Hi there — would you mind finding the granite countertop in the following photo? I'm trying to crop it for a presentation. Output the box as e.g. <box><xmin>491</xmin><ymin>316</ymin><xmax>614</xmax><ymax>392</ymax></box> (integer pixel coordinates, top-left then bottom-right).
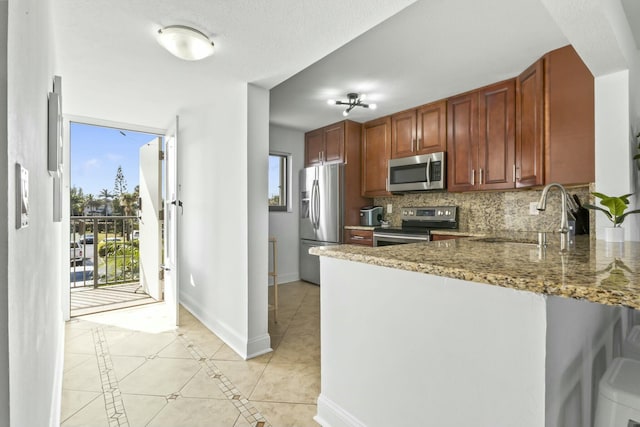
<box><xmin>310</xmin><ymin>232</ymin><xmax>640</xmax><ymax>310</ymax></box>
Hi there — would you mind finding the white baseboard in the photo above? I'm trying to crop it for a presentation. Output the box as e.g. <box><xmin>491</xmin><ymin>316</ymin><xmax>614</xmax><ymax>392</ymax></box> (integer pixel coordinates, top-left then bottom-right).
<box><xmin>315</xmin><ymin>394</ymin><xmax>367</xmax><ymax>427</ymax></box>
<box><xmin>246</xmin><ymin>333</ymin><xmax>272</xmax><ymax>359</ymax></box>
<box><xmin>269</xmin><ymin>272</ymin><xmax>299</xmax><ymax>285</ymax></box>
<box><xmin>180</xmin><ymin>293</ymin><xmax>248</xmax><ymax>359</ymax></box>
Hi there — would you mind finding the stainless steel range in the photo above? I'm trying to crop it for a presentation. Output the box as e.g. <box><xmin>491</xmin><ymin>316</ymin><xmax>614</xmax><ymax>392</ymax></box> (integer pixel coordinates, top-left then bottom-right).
<box><xmin>373</xmin><ymin>206</ymin><xmax>458</xmax><ymax>246</ymax></box>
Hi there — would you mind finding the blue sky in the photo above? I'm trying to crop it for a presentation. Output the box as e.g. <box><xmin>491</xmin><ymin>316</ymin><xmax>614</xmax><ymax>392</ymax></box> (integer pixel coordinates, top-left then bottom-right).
<box><xmin>268</xmin><ymin>155</ymin><xmax>281</xmax><ymax>199</ymax></box>
<box><xmin>70</xmin><ymin>123</ymin><xmax>160</xmax><ymax>197</ymax></box>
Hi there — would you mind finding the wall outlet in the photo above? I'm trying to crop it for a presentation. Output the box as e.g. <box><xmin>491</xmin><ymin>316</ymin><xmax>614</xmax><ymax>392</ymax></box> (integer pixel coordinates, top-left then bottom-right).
<box><xmin>387</xmin><ymin>204</ymin><xmax>393</xmax><ymax>214</ymax></box>
<box><xmin>529</xmin><ymin>201</ymin><xmax>539</xmax><ymax>215</ymax></box>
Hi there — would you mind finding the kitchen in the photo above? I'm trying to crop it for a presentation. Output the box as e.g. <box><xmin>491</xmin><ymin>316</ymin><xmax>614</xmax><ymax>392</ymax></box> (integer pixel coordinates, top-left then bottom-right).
<box><xmin>272</xmin><ymin>0</ymin><xmax>635</xmax><ymax>425</ymax></box>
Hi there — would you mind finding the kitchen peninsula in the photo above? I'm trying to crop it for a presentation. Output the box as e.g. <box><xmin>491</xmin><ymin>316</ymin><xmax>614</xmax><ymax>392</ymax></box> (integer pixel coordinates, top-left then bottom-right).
<box><xmin>311</xmin><ymin>235</ymin><xmax>635</xmax><ymax>427</ymax></box>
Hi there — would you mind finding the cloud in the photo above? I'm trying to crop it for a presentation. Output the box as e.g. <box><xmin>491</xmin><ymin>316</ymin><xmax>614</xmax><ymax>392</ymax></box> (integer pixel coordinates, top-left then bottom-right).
<box><xmin>106</xmin><ymin>153</ymin><xmax>123</xmax><ymax>162</ymax></box>
<box><xmin>82</xmin><ymin>158</ymin><xmax>100</xmax><ymax>172</ymax></box>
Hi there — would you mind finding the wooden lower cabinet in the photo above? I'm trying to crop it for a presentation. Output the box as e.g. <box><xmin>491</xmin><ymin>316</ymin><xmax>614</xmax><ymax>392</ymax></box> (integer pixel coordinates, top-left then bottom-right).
<box><xmin>344</xmin><ymin>229</ymin><xmax>374</xmax><ymax>246</ymax></box>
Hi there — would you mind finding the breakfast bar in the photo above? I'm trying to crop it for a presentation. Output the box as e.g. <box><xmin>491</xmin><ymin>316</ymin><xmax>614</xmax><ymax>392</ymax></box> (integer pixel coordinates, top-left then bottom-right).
<box><xmin>311</xmin><ymin>235</ymin><xmax>637</xmax><ymax>427</ymax></box>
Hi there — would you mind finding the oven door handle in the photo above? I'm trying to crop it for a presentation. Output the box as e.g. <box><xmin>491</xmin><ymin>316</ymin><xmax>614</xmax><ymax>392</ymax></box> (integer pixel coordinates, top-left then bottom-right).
<box><xmin>374</xmin><ymin>233</ymin><xmax>430</xmax><ymax>241</ymax></box>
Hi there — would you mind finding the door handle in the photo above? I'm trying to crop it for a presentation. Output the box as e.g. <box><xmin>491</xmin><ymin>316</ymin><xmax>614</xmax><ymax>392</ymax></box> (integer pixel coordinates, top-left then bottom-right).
<box><xmin>170</xmin><ymin>199</ymin><xmax>184</xmax><ymax>214</ymax></box>
<box><xmin>426</xmin><ymin>157</ymin><xmax>431</xmax><ymax>185</ymax></box>
<box><xmin>161</xmin><ymin>265</ymin><xmax>172</xmax><ymax>271</ymax></box>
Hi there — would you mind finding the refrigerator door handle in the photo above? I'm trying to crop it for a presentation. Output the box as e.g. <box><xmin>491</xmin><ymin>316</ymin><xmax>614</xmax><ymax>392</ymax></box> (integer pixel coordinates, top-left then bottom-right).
<box><xmin>310</xmin><ymin>179</ymin><xmax>318</xmax><ymax>229</ymax></box>
<box><xmin>313</xmin><ymin>179</ymin><xmax>321</xmax><ymax>229</ymax></box>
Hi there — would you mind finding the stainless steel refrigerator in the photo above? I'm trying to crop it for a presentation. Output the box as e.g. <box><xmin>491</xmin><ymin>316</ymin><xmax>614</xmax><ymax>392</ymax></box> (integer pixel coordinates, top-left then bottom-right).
<box><xmin>299</xmin><ymin>163</ymin><xmax>344</xmax><ymax>285</ymax></box>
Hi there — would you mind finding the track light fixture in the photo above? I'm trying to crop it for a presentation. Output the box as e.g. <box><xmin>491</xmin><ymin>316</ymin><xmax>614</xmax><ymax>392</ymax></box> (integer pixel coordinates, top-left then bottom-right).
<box><xmin>327</xmin><ymin>93</ymin><xmax>377</xmax><ymax>117</ymax></box>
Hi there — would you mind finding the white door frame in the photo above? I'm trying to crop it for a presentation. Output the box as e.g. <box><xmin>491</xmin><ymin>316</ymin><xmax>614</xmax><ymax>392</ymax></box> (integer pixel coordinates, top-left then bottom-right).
<box><xmin>62</xmin><ymin>115</ymin><xmax>167</xmax><ymax>320</ymax></box>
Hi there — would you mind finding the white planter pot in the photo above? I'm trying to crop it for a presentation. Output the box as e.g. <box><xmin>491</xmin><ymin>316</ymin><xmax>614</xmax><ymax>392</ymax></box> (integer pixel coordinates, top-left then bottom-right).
<box><xmin>605</xmin><ymin>226</ymin><xmax>625</xmax><ymax>243</ymax></box>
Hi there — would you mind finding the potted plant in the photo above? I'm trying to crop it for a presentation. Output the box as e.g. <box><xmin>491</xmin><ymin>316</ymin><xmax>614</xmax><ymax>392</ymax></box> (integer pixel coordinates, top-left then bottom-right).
<box><xmin>583</xmin><ymin>192</ymin><xmax>640</xmax><ymax>242</ymax></box>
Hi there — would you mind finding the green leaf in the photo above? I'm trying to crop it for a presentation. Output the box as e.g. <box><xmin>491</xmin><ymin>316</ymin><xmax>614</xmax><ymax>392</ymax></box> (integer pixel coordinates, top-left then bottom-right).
<box><xmin>591</xmin><ymin>192</ymin><xmax>609</xmax><ymax>200</ymax></box>
<box><xmin>600</xmin><ymin>197</ymin><xmax>627</xmax><ymax>217</ymax></box>
<box><xmin>618</xmin><ymin>208</ymin><xmax>640</xmax><ymax>224</ymax></box>
<box><xmin>583</xmin><ymin>203</ymin><xmax>614</xmax><ymax>222</ymax></box>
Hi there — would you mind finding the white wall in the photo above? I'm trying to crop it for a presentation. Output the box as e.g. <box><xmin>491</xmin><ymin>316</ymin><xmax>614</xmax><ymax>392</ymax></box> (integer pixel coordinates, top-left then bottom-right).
<box><xmin>247</xmin><ymin>84</ymin><xmax>271</xmax><ymax>357</ymax></box>
<box><xmin>6</xmin><ymin>0</ymin><xmax>64</xmax><ymax>426</ymax></box>
<box><xmin>317</xmin><ymin>258</ymin><xmax>547</xmax><ymax>427</ymax></box>
<box><xmin>177</xmin><ymin>81</ymin><xmax>270</xmax><ymax>360</ymax></box>
<box><xmin>0</xmin><ymin>1</ymin><xmax>9</xmax><ymax>425</ymax></box>
<box><xmin>268</xmin><ymin>124</ymin><xmax>304</xmax><ymax>284</ymax></box>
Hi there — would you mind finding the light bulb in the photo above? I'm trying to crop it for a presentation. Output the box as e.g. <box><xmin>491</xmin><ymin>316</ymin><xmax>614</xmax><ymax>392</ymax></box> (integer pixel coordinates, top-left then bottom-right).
<box><xmin>342</xmin><ymin>110</ymin><xmax>349</xmax><ymax>117</ymax></box>
<box><xmin>327</xmin><ymin>99</ymin><xmax>336</xmax><ymax>105</ymax></box>
<box><xmin>369</xmin><ymin>103</ymin><xmax>377</xmax><ymax>110</ymax></box>
<box><xmin>360</xmin><ymin>94</ymin><xmax>367</xmax><ymax>101</ymax></box>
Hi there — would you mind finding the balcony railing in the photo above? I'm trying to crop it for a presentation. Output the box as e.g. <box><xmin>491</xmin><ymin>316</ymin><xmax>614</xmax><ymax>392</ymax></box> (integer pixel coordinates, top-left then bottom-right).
<box><xmin>70</xmin><ymin>216</ymin><xmax>139</xmax><ymax>288</ymax></box>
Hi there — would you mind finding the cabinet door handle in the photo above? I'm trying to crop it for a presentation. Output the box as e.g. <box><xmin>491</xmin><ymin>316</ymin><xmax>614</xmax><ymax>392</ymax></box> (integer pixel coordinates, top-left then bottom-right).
<box><xmin>471</xmin><ymin>169</ymin><xmax>475</xmax><ymax>186</ymax></box>
<box><xmin>479</xmin><ymin>168</ymin><xmax>483</xmax><ymax>185</ymax></box>
<box><xmin>412</xmin><ymin>138</ymin><xmax>416</xmax><ymax>151</ymax></box>
<box><xmin>351</xmin><ymin>235</ymin><xmax>365</xmax><ymax>240</ymax></box>
<box><xmin>513</xmin><ymin>164</ymin><xmax>516</xmax><ymax>183</ymax></box>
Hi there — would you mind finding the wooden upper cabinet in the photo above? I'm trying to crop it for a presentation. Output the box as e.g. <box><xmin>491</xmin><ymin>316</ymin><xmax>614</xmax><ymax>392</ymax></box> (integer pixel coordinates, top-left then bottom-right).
<box><xmin>305</xmin><ymin>128</ymin><xmax>324</xmax><ymax>167</ymax></box>
<box><xmin>304</xmin><ymin>121</ymin><xmax>345</xmax><ymax>167</ymax></box>
<box><xmin>515</xmin><ymin>59</ymin><xmax>544</xmax><ymax>188</ymax></box>
<box><xmin>478</xmin><ymin>80</ymin><xmax>515</xmax><ymax>190</ymax></box>
<box><xmin>391</xmin><ymin>100</ymin><xmax>446</xmax><ymax>159</ymax></box>
<box><xmin>448</xmin><ymin>80</ymin><xmax>515</xmax><ymax>192</ymax></box>
<box><xmin>416</xmin><ymin>100</ymin><xmax>447</xmax><ymax>154</ymax></box>
<box><xmin>323</xmin><ymin>122</ymin><xmax>345</xmax><ymax>164</ymax></box>
<box><xmin>447</xmin><ymin>92</ymin><xmax>478</xmax><ymax>192</ymax></box>
<box><xmin>516</xmin><ymin>45</ymin><xmax>594</xmax><ymax>187</ymax></box>
<box><xmin>391</xmin><ymin>109</ymin><xmax>416</xmax><ymax>158</ymax></box>
<box><xmin>544</xmin><ymin>45</ymin><xmax>594</xmax><ymax>185</ymax></box>
<box><xmin>362</xmin><ymin>116</ymin><xmax>392</xmax><ymax>197</ymax></box>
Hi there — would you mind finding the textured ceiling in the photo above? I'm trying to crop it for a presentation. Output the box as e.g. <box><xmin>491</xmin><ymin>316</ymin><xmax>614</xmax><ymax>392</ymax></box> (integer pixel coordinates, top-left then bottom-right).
<box><xmin>53</xmin><ymin>0</ymin><xmax>416</xmax><ymax>128</ymax></box>
<box><xmin>270</xmin><ymin>0</ymin><xmax>569</xmax><ymax>131</ymax></box>
<box><xmin>53</xmin><ymin>0</ymin><xmax>639</xmax><ymax>133</ymax></box>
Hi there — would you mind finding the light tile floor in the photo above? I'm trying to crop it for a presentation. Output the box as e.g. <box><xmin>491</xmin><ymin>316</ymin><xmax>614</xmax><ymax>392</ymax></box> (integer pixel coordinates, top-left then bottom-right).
<box><xmin>61</xmin><ymin>281</ymin><xmax>321</xmax><ymax>427</ymax></box>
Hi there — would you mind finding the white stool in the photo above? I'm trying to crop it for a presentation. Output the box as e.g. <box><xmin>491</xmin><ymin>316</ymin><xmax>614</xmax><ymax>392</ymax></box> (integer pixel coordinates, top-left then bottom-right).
<box><xmin>268</xmin><ymin>237</ymin><xmax>278</xmax><ymax>323</ymax></box>
<box><xmin>595</xmin><ymin>357</ymin><xmax>640</xmax><ymax>427</ymax></box>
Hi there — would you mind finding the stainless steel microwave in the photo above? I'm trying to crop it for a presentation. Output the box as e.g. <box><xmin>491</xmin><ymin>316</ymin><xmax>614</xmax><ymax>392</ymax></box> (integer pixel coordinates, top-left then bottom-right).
<box><xmin>387</xmin><ymin>152</ymin><xmax>446</xmax><ymax>192</ymax></box>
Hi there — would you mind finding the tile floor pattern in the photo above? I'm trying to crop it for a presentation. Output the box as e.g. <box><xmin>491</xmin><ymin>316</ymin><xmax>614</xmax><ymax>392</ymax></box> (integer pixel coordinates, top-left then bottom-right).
<box><xmin>61</xmin><ymin>281</ymin><xmax>321</xmax><ymax>427</ymax></box>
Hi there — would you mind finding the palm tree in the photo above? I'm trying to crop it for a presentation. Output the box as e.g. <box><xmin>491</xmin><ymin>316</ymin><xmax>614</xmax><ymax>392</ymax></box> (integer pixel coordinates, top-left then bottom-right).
<box><xmin>85</xmin><ymin>194</ymin><xmax>100</xmax><ymax>215</ymax></box>
<box><xmin>70</xmin><ymin>186</ymin><xmax>85</xmax><ymax>216</ymax></box>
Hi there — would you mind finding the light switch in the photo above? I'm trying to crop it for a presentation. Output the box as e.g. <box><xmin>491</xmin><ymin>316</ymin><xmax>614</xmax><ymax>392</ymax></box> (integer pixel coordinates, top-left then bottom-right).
<box><xmin>387</xmin><ymin>204</ymin><xmax>393</xmax><ymax>214</ymax></box>
<box><xmin>16</xmin><ymin>163</ymin><xmax>29</xmax><ymax>229</ymax></box>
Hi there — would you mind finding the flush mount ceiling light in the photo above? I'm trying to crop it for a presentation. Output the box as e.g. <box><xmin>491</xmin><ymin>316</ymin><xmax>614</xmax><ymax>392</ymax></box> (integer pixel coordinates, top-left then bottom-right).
<box><xmin>327</xmin><ymin>93</ymin><xmax>377</xmax><ymax>117</ymax></box>
<box><xmin>157</xmin><ymin>25</ymin><xmax>215</xmax><ymax>61</ymax></box>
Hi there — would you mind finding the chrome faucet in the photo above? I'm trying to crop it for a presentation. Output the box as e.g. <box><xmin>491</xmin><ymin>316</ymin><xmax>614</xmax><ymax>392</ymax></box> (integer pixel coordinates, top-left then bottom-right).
<box><xmin>537</xmin><ymin>183</ymin><xmax>573</xmax><ymax>250</ymax></box>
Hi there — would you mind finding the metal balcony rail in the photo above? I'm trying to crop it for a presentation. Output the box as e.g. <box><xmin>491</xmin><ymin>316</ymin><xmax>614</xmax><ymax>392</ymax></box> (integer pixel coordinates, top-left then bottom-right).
<box><xmin>70</xmin><ymin>216</ymin><xmax>140</xmax><ymax>288</ymax></box>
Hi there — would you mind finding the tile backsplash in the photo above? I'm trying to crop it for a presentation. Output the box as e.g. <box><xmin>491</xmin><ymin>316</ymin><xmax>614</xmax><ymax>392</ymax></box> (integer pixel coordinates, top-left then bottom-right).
<box><xmin>374</xmin><ymin>184</ymin><xmax>592</xmax><ymax>233</ymax></box>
